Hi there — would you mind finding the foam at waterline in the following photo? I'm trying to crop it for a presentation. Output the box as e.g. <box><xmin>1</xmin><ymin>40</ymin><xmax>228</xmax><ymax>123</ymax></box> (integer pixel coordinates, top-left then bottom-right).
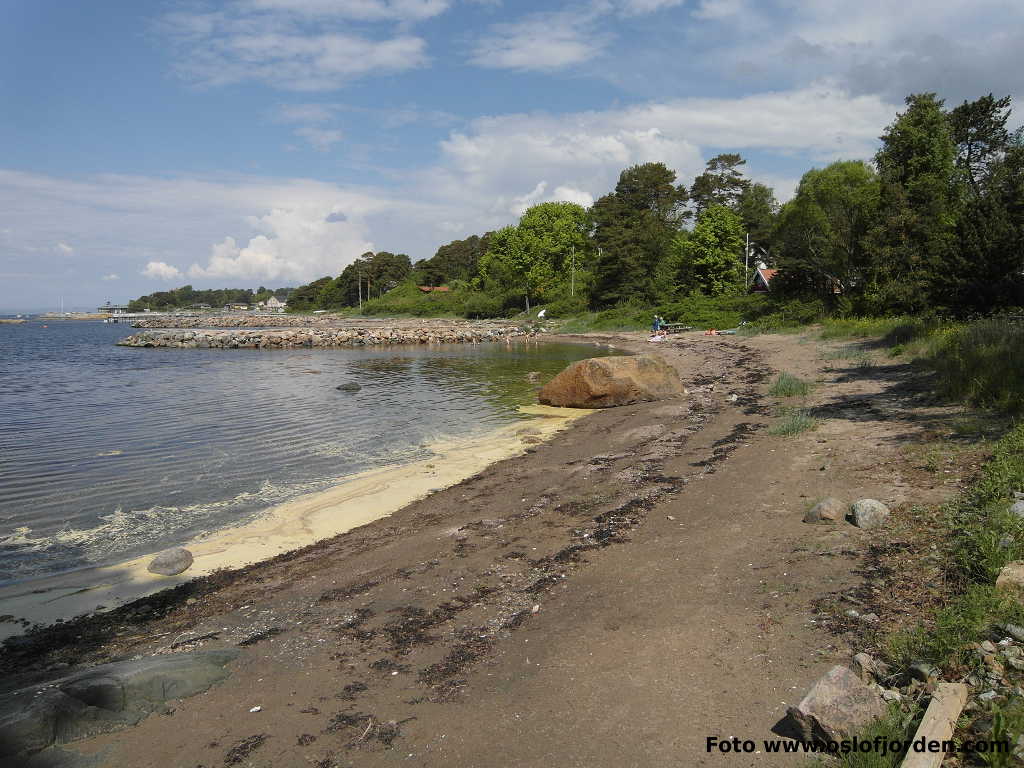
<box><xmin>0</xmin><ymin>404</ymin><xmax>590</xmax><ymax>639</ymax></box>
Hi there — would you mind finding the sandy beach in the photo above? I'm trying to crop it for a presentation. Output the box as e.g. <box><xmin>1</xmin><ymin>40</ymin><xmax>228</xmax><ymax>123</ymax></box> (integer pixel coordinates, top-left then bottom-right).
<box><xmin>0</xmin><ymin>330</ymin><xmax>970</xmax><ymax>767</ymax></box>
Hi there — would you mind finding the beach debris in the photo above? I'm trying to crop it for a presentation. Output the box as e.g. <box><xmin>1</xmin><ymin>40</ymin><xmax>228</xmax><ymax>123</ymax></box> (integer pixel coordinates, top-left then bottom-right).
<box><xmin>249</xmin><ymin>705</ymin><xmax>262</xmax><ymax>713</ymax></box>
<box><xmin>784</xmin><ymin>665</ymin><xmax>886</xmax><ymax>743</ymax></box>
<box><xmin>803</xmin><ymin>497</ymin><xmax>846</xmax><ymax>524</ymax></box>
<box><xmin>335</xmin><ymin>382</ymin><xmax>361</xmax><ymax>392</ymax></box>
<box><xmin>147</xmin><ymin>547</ymin><xmax>194</xmax><ymax>576</ymax></box>
<box><xmin>848</xmin><ymin>499</ymin><xmax>890</xmax><ymax>529</ymax></box>
<box><xmin>538</xmin><ymin>355</ymin><xmax>684</xmax><ymax>409</ymax></box>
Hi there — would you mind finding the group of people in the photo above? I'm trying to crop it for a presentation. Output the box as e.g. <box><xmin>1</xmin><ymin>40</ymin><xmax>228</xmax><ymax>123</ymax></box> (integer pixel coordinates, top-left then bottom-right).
<box><xmin>651</xmin><ymin>315</ymin><xmax>665</xmax><ymax>332</ymax></box>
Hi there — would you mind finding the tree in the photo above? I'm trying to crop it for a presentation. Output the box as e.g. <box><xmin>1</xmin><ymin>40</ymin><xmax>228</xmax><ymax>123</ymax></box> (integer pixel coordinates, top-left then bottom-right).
<box><xmin>288</xmin><ymin>276</ymin><xmax>333</xmax><ymax>311</ymax></box>
<box><xmin>772</xmin><ymin>161</ymin><xmax>879</xmax><ymax>300</ymax></box>
<box><xmin>591</xmin><ymin>162</ymin><xmax>688</xmax><ymax>307</ymax></box>
<box><xmin>864</xmin><ymin>93</ymin><xmax>961</xmax><ymax>312</ymax></box>
<box><xmin>690</xmin><ymin>153</ymin><xmax>750</xmax><ymax>216</ymax></box>
<box><xmin>735</xmin><ymin>182</ymin><xmax>779</xmax><ymax>256</ymax></box>
<box><xmin>672</xmin><ymin>205</ymin><xmax>745</xmax><ymax>296</ymax></box>
<box><xmin>415</xmin><ymin>234</ymin><xmax>491</xmax><ymax>286</ymax></box>
<box><xmin>949</xmin><ymin>93</ymin><xmax>1012</xmax><ymax>197</ymax></box>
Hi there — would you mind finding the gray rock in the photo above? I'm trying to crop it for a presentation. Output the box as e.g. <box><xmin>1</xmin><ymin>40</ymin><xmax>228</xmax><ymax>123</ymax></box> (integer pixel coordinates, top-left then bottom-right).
<box><xmin>996</xmin><ymin>561</ymin><xmax>1024</xmax><ymax>595</ymax></box>
<box><xmin>851</xmin><ymin>652</ymin><xmax>890</xmax><ymax>683</ymax></box>
<box><xmin>804</xmin><ymin>497</ymin><xmax>846</xmax><ymax>524</ymax></box>
<box><xmin>908</xmin><ymin>662</ymin><xmax>937</xmax><ymax>683</ymax></box>
<box><xmin>335</xmin><ymin>382</ymin><xmax>361</xmax><ymax>392</ymax></box>
<box><xmin>146</xmin><ymin>547</ymin><xmax>193</xmax><ymax>576</ymax></box>
<box><xmin>849</xmin><ymin>499</ymin><xmax>890</xmax><ymax>529</ymax></box>
<box><xmin>0</xmin><ymin>650</ymin><xmax>237</xmax><ymax>761</ymax></box>
<box><xmin>784</xmin><ymin>665</ymin><xmax>887</xmax><ymax>742</ymax></box>
<box><xmin>1005</xmin><ymin>624</ymin><xmax>1024</xmax><ymax>643</ymax></box>
<box><xmin>1010</xmin><ymin>500</ymin><xmax>1024</xmax><ymax>518</ymax></box>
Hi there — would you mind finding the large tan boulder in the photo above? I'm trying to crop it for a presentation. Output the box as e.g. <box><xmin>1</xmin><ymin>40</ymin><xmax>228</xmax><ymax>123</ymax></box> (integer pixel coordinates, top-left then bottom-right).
<box><xmin>538</xmin><ymin>355</ymin><xmax>684</xmax><ymax>408</ymax></box>
<box><xmin>784</xmin><ymin>665</ymin><xmax>887</xmax><ymax>743</ymax></box>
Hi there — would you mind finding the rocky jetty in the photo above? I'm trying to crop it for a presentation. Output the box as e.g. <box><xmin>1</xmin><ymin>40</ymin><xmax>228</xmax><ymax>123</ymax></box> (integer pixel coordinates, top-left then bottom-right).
<box><xmin>117</xmin><ymin>325</ymin><xmax>529</xmax><ymax>349</ymax></box>
<box><xmin>133</xmin><ymin>315</ymin><xmax>341</xmax><ymax>329</ymax></box>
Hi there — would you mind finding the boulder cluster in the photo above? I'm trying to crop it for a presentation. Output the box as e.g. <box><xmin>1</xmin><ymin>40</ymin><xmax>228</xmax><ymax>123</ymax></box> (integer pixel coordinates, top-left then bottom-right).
<box><xmin>117</xmin><ymin>326</ymin><xmax>528</xmax><ymax>349</ymax></box>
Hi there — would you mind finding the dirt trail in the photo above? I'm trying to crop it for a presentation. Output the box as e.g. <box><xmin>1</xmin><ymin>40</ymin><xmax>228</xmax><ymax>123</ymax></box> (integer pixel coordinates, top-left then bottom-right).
<box><xmin>3</xmin><ymin>330</ymin><xmax>970</xmax><ymax>767</ymax></box>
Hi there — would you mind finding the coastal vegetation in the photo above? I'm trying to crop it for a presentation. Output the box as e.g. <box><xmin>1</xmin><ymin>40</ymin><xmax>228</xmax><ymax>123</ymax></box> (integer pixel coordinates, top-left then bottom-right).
<box><xmin>274</xmin><ymin>90</ymin><xmax>1024</xmax><ymax>328</ymax></box>
<box><xmin>127</xmin><ymin>285</ymin><xmax>293</xmax><ymax>311</ymax></box>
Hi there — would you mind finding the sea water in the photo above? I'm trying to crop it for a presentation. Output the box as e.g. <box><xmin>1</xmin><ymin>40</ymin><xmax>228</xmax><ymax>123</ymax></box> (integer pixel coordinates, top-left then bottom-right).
<box><xmin>0</xmin><ymin>321</ymin><xmax>602</xmax><ymax>583</ymax></box>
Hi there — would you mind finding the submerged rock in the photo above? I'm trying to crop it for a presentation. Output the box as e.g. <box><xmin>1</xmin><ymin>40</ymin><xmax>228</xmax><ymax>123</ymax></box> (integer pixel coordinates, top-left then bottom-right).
<box><xmin>146</xmin><ymin>547</ymin><xmax>193</xmax><ymax>576</ymax></box>
<box><xmin>0</xmin><ymin>650</ymin><xmax>238</xmax><ymax>762</ymax></box>
<box><xmin>335</xmin><ymin>382</ymin><xmax>361</xmax><ymax>392</ymax></box>
<box><xmin>538</xmin><ymin>355</ymin><xmax>684</xmax><ymax>409</ymax></box>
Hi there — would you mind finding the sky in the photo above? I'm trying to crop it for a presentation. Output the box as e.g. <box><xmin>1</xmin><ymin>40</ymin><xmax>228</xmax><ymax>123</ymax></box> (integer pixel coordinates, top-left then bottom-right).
<box><xmin>1</xmin><ymin>0</ymin><xmax>1022</xmax><ymax>312</ymax></box>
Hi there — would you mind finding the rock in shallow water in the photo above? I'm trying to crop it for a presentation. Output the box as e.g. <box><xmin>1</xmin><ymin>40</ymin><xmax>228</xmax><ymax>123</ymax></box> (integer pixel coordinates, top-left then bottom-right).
<box><xmin>147</xmin><ymin>547</ymin><xmax>193</xmax><ymax>576</ymax></box>
<box><xmin>538</xmin><ymin>355</ymin><xmax>684</xmax><ymax>408</ymax></box>
<box><xmin>335</xmin><ymin>382</ymin><xmax>361</xmax><ymax>392</ymax></box>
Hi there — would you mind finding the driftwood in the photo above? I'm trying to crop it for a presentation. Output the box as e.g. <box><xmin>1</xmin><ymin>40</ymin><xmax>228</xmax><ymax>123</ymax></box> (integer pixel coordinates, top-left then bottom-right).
<box><xmin>900</xmin><ymin>682</ymin><xmax>968</xmax><ymax>768</ymax></box>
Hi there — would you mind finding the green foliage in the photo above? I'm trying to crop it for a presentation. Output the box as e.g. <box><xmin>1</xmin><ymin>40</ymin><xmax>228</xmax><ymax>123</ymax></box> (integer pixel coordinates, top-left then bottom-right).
<box><xmin>773</xmin><ymin>161</ymin><xmax>879</xmax><ymax>301</ymax></box>
<box><xmin>928</xmin><ymin>318</ymin><xmax>1024</xmax><ymax>413</ymax></box>
<box><xmin>768</xmin><ymin>408</ymin><xmax>817</xmax><ymax>436</ymax></box>
<box><xmin>865</xmin><ymin>93</ymin><xmax>961</xmax><ymax>313</ymax></box>
<box><xmin>127</xmin><ymin>284</ymin><xmax>292</xmax><ymax>311</ymax></box>
<box><xmin>807</xmin><ymin>705</ymin><xmax>918</xmax><ymax>768</ymax></box>
<box><xmin>735</xmin><ymin>182</ymin><xmax>778</xmax><ymax>251</ymax></box>
<box><xmin>591</xmin><ymin>163</ymin><xmax>688</xmax><ymax>308</ymax></box>
<box><xmin>769</xmin><ymin>372</ymin><xmax>811</xmax><ymax>397</ymax></box>
<box><xmin>690</xmin><ymin>153</ymin><xmax>749</xmax><ymax>215</ymax></box>
<box><xmin>673</xmin><ymin>205</ymin><xmax>745</xmax><ymax>296</ymax></box>
<box><xmin>287</xmin><ymin>276</ymin><xmax>332</xmax><ymax>311</ymax></box>
<box><xmin>413</xmin><ymin>233</ymin><xmax>491</xmax><ymax>286</ymax></box>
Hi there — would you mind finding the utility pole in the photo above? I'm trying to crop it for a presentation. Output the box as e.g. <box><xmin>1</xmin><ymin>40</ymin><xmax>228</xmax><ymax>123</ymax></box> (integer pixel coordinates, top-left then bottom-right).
<box><xmin>570</xmin><ymin>244</ymin><xmax>576</xmax><ymax>297</ymax></box>
<box><xmin>744</xmin><ymin>233</ymin><xmax>750</xmax><ymax>287</ymax></box>
<box><xmin>358</xmin><ymin>271</ymin><xmax>362</xmax><ymax>311</ymax></box>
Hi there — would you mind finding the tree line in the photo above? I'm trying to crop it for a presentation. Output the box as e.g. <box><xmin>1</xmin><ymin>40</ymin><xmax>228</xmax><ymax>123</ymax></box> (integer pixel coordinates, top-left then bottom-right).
<box><xmin>127</xmin><ymin>285</ymin><xmax>293</xmax><ymax>311</ymax></box>
<box><xmin>156</xmin><ymin>91</ymin><xmax>1024</xmax><ymax>320</ymax></box>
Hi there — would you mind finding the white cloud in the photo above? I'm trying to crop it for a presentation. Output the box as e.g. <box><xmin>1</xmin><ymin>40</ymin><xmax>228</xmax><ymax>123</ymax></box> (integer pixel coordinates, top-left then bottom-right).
<box><xmin>162</xmin><ymin>11</ymin><xmax>430</xmax><ymax>91</ymax></box>
<box><xmin>509</xmin><ymin>181</ymin><xmax>595</xmax><ymax>216</ymax></box>
<box><xmin>239</xmin><ymin>0</ymin><xmax>452</xmax><ymax>21</ymax></box>
<box><xmin>56</xmin><ymin>241</ymin><xmax>73</xmax><ymax>254</ymax></box>
<box><xmin>691</xmin><ymin>0</ymin><xmax>745</xmax><ymax>20</ymax></box>
<box><xmin>142</xmin><ymin>261</ymin><xmax>185</xmax><ymax>281</ymax></box>
<box><xmin>470</xmin><ymin>10</ymin><xmax>608</xmax><ymax>71</ymax></box>
<box><xmin>274</xmin><ymin>103</ymin><xmax>345</xmax><ymax>150</ymax></box>
<box><xmin>101</xmin><ymin>273</ymin><xmax>120</xmax><ymax>281</ymax></box>
<box><xmin>614</xmin><ymin>0</ymin><xmax>686</xmax><ymax>15</ymax></box>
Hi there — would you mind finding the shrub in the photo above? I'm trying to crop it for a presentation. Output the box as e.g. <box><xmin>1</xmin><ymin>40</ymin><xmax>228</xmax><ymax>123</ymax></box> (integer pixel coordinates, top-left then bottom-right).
<box><xmin>928</xmin><ymin>318</ymin><xmax>1024</xmax><ymax>414</ymax></box>
<box><xmin>768</xmin><ymin>408</ymin><xmax>817</xmax><ymax>436</ymax></box>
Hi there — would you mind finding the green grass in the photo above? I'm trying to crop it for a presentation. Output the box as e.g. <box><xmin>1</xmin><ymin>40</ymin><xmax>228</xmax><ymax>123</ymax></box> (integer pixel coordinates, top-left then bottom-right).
<box><xmin>768</xmin><ymin>408</ymin><xmax>818</xmax><ymax>436</ymax></box>
<box><xmin>806</xmin><ymin>706</ymin><xmax>919</xmax><ymax>768</ymax></box>
<box><xmin>819</xmin><ymin>316</ymin><xmax>912</xmax><ymax>340</ymax></box>
<box><xmin>882</xmin><ymin>423</ymin><xmax>1024</xmax><ymax>674</ymax></box>
<box><xmin>929</xmin><ymin>318</ymin><xmax>1024</xmax><ymax>414</ymax></box>
<box><xmin>769</xmin><ymin>372</ymin><xmax>812</xmax><ymax>397</ymax></box>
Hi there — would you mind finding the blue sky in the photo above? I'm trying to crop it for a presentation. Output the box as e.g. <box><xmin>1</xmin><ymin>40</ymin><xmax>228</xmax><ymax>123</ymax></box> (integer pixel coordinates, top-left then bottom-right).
<box><xmin>1</xmin><ymin>0</ymin><xmax>1021</xmax><ymax>312</ymax></box>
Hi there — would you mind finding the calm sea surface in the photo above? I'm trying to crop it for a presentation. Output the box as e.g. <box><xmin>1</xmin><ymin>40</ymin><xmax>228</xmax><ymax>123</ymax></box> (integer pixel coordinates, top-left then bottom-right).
<box><xmin>0</xmin><ymin>321</ymin><xmax>602</xmax><ymax>583</ymax></box>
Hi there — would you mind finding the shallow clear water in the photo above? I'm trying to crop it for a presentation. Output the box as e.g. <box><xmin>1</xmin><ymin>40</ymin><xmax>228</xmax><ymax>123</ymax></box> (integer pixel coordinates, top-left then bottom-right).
<box><xmin>0</xmin><ymin>322</ymin><xmax>603</xmax><ymax>583</ymax></box>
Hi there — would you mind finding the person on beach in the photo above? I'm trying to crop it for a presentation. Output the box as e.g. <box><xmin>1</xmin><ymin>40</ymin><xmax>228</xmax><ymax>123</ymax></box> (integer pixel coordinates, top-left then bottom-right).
<box><xmin>652</xmin><ymin>315</ymin><xmax>661</xmax><ymax>332</ymax></box>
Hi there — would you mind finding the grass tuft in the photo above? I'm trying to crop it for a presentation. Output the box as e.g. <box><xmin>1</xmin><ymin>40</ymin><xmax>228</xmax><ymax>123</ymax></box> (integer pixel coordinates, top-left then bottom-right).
<box><xmin>769</xmin><ymin>372</ymin><xmax>811</xmax><ymax>397</ymax></box>
<box><xmin>768</xmin><ymin>408</ymin><xmax>818</xmax><ymax>436</ymax></box>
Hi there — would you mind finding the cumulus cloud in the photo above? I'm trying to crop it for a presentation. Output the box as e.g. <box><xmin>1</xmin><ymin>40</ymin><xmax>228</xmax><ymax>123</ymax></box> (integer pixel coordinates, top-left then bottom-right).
<box><xmin>101</xmin><ymin>273</ymin><xmax>120</xmax><ymax>281</ymax></box>
<box><xmin>509</xmin><ymin>181</ymin><xmax>596</xmax><ymax>216</ymax></box>
<box><xmin>613</xmin><ymin>0</ymin><xmax>686</xmax><ymax>15</ymax></box>
<box><xmin>142</xmin><ymin>261</ymin><xmax>185</xmax><ymax>280</ymax></box>
<box><xmin>56</xmin><ymin>242</ymin><xmax>73</xmax><ymax>254</ymax></box>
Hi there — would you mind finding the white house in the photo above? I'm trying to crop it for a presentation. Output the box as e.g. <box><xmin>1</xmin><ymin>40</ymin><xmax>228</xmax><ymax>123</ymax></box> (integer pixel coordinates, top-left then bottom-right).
<box><xmin>266</xmin><ymin>295</ymin><xmax>287</xmax><ymax>312</ymax></box>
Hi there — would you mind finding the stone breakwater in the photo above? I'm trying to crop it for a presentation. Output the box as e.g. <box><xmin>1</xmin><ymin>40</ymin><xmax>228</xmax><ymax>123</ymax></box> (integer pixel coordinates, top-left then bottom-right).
<box><xmin>133</xmin><ymin>315</ymin><xmax>339</xmax><ymax>329</ymax></box>
<box><xmin>117</xmin><ymin>326</ymin><xmax>529</xmax><ymax>349</ymax></box>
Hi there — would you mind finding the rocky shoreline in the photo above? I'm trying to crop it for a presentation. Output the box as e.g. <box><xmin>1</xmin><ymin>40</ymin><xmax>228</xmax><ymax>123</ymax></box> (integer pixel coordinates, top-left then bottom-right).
<box><xmin>116</xmin><ymin>325</ymin><xmax>530</xmax><ymax>348</ymax></box>
<box><xmin>130</xmin><ymin>315</ymin><xmax>517</xmax><ymax>329</ymax></box>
